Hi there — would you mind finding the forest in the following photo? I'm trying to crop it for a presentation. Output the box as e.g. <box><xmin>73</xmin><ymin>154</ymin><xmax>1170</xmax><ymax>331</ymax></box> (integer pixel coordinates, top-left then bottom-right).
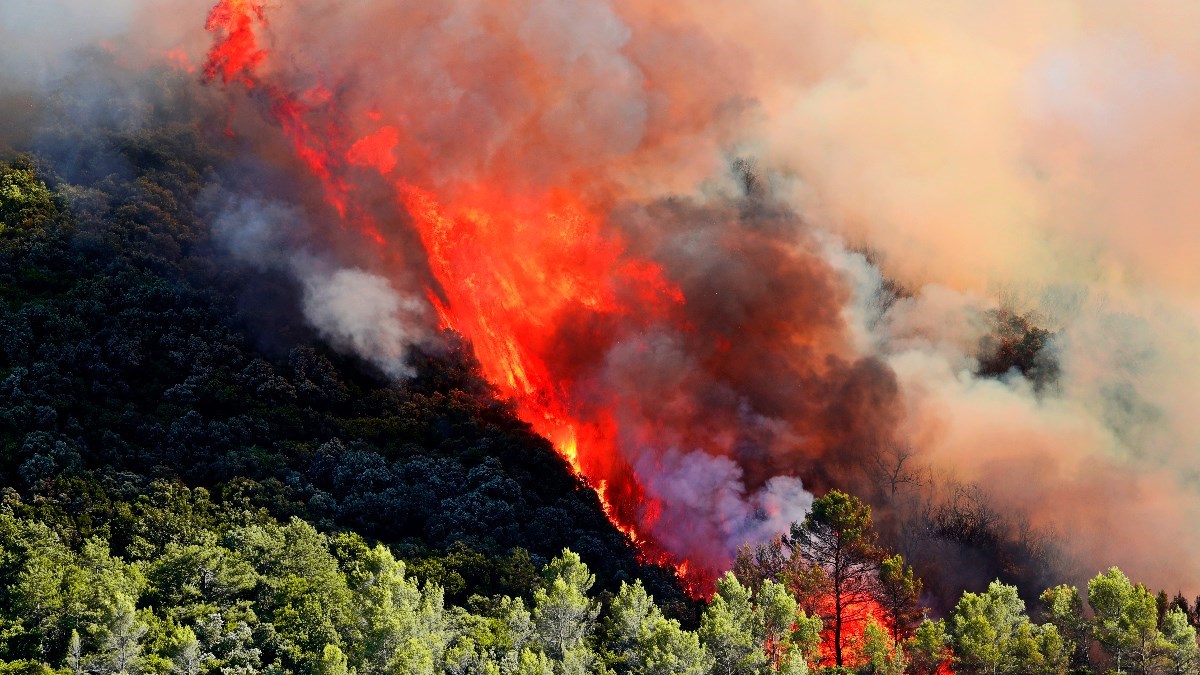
<box><xmin>0</xmin><ymin>102</ymin><xmax>1198</xmax><ymax>675</ymax></box>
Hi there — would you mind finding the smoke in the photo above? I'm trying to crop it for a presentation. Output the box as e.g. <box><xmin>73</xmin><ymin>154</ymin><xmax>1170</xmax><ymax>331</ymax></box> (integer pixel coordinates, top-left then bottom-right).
<box><xmin>0</xmin><ymin>0</ymin><xmax>139</xmax><ymax>87</ymax></box>
<box><xmin>726</xmin><ymin>1</ymin><xmax>1200</xmax><ymax>592</ymax></box>
<box><xmin>209</xmin><ymin>192</ymin><xmax>430</xmax><ymax>376</ymax></box>
<box><xmin>0</xmin><ymin>0</ymin><xmax>212</xmax><ymax>88</ymax></box>
<box><xmin>299</xmin><ymin>268</ymin><xmax>426</xmax><ymax>378</ymax></box>
<box><xmin>7</xmin><ymin>0</ymin><xmax>1200</xmax><ymax>597</ymax></box>
<box><xmin>635</xmin><ymin>449</ymin><xmax>813</xmax><ymax>574</ymax></box>
<box><xmin>191</xmin><ymin>0</ymin><xmax>899</xmax><ymax>587</ymax></box>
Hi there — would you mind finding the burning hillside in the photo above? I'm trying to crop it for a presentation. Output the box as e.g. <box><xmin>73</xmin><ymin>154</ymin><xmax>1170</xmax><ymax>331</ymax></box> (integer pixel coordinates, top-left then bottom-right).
<box><xmin>199</xmin><ymin>0</ymin><xmax>906</xmax><ymax>594</ymax></box>
<box><xmin>5</xmin><ymin>0</ymin><xmax>1200</xmax><ymax>611</ymax></box>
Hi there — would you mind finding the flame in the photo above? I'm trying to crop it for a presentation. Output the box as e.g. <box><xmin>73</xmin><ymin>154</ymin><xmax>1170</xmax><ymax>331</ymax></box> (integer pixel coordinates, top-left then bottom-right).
<box><xmin>346</xmin><ymin>126</ymin><xmax>400</xmax><ymax>175</ymax></box>
<box><xmin>203</xmin><ymin>0</ymin><xmax>712</xmax><ymax>596</ymax></box>
<box><xmin>401</xmin><ymin>183</ymin><xmax>711</xmax><ymax>595</ymax></box>
<box><xmin>813</xmin><ymin>594</ymin><xmax>893</xmax><ymax>669</ymax></box>
<box><xmin>203</xmin><ymin>0</ymin><xmax>267</xmax><ymax>87</ymax></box>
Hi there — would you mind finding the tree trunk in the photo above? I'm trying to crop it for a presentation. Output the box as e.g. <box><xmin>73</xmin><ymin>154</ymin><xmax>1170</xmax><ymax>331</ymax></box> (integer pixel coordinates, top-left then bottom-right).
<box><xmin>834</xmin><ymin>543</ymin><xmax>843</xmax><ymax>667</ymax></box>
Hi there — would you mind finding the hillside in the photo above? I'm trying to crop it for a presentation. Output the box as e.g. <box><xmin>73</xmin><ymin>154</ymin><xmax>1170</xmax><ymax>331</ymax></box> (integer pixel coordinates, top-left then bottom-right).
<box><xmin>2</xmin><ymin>36</ymin><xmax>1200</xmax><ymax>675</ymax></box>
<box><xmin>0</xmin><ymin>119</ymin><xmax>698</xmax><ymax>671</ymax></box>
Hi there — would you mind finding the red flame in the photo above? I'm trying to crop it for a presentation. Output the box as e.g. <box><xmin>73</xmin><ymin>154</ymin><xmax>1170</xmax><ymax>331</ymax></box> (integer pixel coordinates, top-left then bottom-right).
<box><xmin>203</xmin><ymin>0</ymin><xmax>712</xmax><ymax>596</ymax></box>
<box><xmin>398</xmin><ymin>180</ymin><xmax>712</xmax><ymax>595</ymax></box>
<box><xmin>346</xmin><ymin>126</ymin><xmax>400</xmax><ymax>175</ymax></box>
<box><xmin>200</xmin><ymin>7</ymin><xmax>958</xmax><ymax>670</ymax></box>
<box><xmin>204</xmin><ymin>0</ymin><xmax>267</xmax><ymax>87</ymax></box>
<box><xmin>810</xmin><ymin>596</ymin><xmax>955</xmax><ymax>672</ymax></box>
<box><xmin>814</xmin><ymin>594</ymin><xmax>889</xmax><ymax>668</ymax></box>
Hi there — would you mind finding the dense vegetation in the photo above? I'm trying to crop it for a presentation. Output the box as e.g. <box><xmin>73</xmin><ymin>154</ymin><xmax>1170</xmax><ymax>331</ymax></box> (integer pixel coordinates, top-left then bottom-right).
<box><xmin>0</xmin><ymin>131</ymin><xmax>692</xmax><ymax>601</ymax></box>
<box><xmin>0</xmin><ymin>493</ymin><xmax>786</xmax><ymax>675</ymax></box>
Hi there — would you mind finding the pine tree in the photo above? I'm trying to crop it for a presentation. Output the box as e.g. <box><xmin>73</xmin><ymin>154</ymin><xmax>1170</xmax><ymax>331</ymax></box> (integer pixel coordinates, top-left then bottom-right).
<box><xmin>878</xmin><ymin>554</ymin><xmax>922</xmax><ymax>641</ymax></box>
<box><xmin>169</xmin><ymin>627</ymin><xmax>205</xmax><ymax>675</ymax></box>
<box><xmin>603</xmin><ymin>580</ymin><xmax>712</xmax><ymax>675</ymax></box>
<box><xmin>315</xmin><ymin>644</ymin><xmax>349</xmax><ymax>675</ymax></box>
<box><xmin>699</xmin><ymin>573</ymin><xmax>769</xmax><ymax>675</ymax></box>
<box><xmin>1039</xmin><ymin>584</ymin><xmax>1090</xmax><ymax>672</ymax></box>
<box><xmin>906</xmin><ymin>619</ymin><xmax>950</xmax><ymax>675</ymax></box>
<box><xmin>1161</xmin><ymin>607</ymin><xmax>1199</xmax><ymax>675</ymax></box>
<box><xmin>512</xmin><ymin>649</ymin><xmax>555</xmax><ymax>675</ymax></box>
<box><xmin>193</xmin><ymin>613</ymin><xmax>260</xmax><ymax>675</ymax></box>
<box><xmin>532</xmin><ymin>550</ymin><xmax>600</xmax><ymax>662</ymax></box>
<box><xmin>67</xmin><ymin>629</ymin><xmax>85</xmax><ymax>674</ymax></box>
<box><xmin>732</xmin><ymin>538</ymin><xmax>827</xmax><ymax>619</ymax></box>
<box><xmin>858</xmin><ymin>616</ymin><xmax>907</xmax><ymax>675</ymax></box>
<box><xmin>756</xmin><ymin>579</ymin><xmax>818</xmax><ymax>673</ymax></box>
<box><xmin>1170</xmin><ymin>593</ymin><xmax>1195</xmax><ymax>628</ymax></box>
<box><xmin>1089</xmin><ymin>567</ymin><xmax>1166</xmax><ymax>675</ymax></box>
<box><xmin>949</xmin><ymin>580</ymin><xmax>1066</xmax><ymax>675</ymax></box>
<box><xmin>101</xmin><ymin>596</ymin><xmax>147</xmax><ymax>675</ymax></box>
<box><xmin>501</xmin><ymin>596</ymin><xmax>536</xmax><ymax>657</ymax></box>
<box><xmin>787</xmin><ymin>490</ymin><xmax>883</xmax><ymax>667</ymax></box>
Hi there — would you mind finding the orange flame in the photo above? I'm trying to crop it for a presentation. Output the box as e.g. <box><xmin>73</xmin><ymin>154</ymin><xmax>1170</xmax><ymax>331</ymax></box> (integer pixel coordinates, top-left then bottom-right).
<box><xmin>203</xmin><ymin>0</ymin><xmax>712</xmax><ymax>596</ymax></box>
<box><xmin>797</xmin><ymin>593</ymin><xmax>903</xmax><ymax>669</ymax></box>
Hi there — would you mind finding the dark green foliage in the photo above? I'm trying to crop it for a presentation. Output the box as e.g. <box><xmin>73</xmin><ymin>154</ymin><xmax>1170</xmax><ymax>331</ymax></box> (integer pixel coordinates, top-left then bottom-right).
<box><xmin>5</xmin><ymin>70</ymin><xmax>1196</xmax><ymax>675</ymax></box>
<box><xmin>0</xmin><ymin>491</ymin><xmax>732</xmax><ymax>675</ymax></box>
<box><xmin>0</xmin><ymin>496</ymin><xmax>692</xmax><ymax>675</ymax></box>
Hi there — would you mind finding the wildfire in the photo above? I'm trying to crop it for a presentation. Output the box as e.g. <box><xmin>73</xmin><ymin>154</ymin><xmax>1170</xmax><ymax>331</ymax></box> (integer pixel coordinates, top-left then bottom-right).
<box><xmin>203</xmin><ymin>0</ymin><xmax>712</xmax><ymax>596</ymax></box>
<box><xmin>400</xmin><ymin>183</ymin><xmax>714</xmax><ymax>594</ymax></box>
<box><xmin>816</xmin><ymin>595</ymin><xmax>889</xmax><ymax>668</ymax></box>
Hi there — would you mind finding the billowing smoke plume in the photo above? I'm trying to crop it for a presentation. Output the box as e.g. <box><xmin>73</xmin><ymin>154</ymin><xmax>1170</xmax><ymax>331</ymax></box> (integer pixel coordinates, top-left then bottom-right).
<box><xmin>713</xmin><ymin>1</ymin><xmax>1200</xmax><ymax>593</ymax></box>
<box><xmin>7</xmin><ymin>0</ymin><xmax>1200</xmax><ymax>598</ymax></box>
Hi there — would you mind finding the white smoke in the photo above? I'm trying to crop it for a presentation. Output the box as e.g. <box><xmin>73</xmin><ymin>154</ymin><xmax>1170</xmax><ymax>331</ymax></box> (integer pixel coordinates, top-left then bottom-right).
<box><xmin>0</xmin><ymin>0</ymin><xmax>212</xmax><ymax>89</ymax></box>
<box><xmin>210</xmin><ymin>194</ymin><xmax>296</xmax><ymax>269</ymax></box>
<box><xmin>300</xmin><ymin>267</ymin><xmax>426</xmax><ymax>378</ymax></box>
<box><xmin>0</xmin><ymin>0</ymin><xmax>137</xmax><ymax>86</ymax></box>
<box><xmin>210</xmin><ymin>192</ymin><xmax>429</xmax><ymax>378</ymax></box>
<box><xmin>14</xmin><ymin>0</ymin><xmax>1200</xmax><ymax>593</ymax></box>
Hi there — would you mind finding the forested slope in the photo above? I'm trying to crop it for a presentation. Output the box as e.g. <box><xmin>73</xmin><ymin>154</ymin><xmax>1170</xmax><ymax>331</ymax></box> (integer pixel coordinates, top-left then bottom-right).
<box><xmin>0</xmin><ymin>116</ymin><xmax>697</xmax><ymax>672</ymax></box>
